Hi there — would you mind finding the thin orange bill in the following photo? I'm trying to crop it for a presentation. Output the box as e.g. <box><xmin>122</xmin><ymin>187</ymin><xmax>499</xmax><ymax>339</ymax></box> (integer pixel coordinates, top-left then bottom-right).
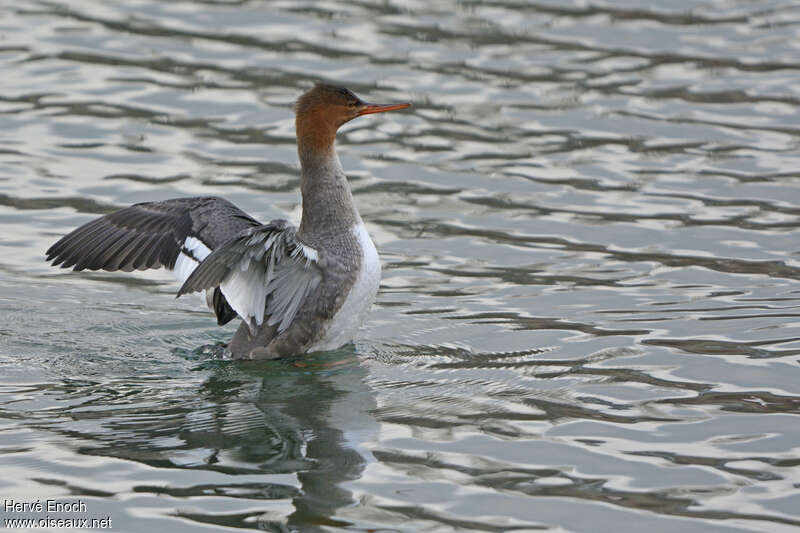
<box><xmin>357</xmin><ymin>102</ymin><xmax>412</xmax><ymax>116</ymax></box>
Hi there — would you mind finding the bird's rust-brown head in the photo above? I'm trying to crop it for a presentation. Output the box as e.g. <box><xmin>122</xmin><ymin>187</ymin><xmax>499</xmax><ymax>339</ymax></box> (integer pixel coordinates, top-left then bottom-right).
<box><xmin>295</xmin><ymin>83</ymin><xmax>410</xmax><ymax>159</ymax></box>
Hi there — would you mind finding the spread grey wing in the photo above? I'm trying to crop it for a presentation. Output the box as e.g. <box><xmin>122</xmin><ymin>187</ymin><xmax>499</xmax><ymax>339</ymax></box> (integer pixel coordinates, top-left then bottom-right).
<box><xmin>178</xmin><ymin>221</ymin><xmax>321</xmax><ymax>335</ymax></box>
<box><xmin>46</xmin><ymin>196</ymin><xmax>261</xmax><ymax>325</ymax></box>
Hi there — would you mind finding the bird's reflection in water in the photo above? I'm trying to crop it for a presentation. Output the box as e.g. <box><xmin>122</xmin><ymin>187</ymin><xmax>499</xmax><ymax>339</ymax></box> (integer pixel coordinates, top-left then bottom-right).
<box><xmin>250</xmin><ymin>352</ymin><xmax>376</xmax><ymax>531</ymax></box>
<box><xmin>74</xmin><ymin>349</ymin><xmax>378</xmax><ymax>531</ymax></box>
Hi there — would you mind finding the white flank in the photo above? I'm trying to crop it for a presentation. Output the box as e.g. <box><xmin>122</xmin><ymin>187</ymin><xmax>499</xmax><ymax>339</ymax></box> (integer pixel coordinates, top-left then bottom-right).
<box><xmin>307</xmin><ymin>223</ymin><xmax>381</xmax><ymax>352</ymax></box>
<box><xmin>172</xmin><ymin>236</ymin><xmax>213</xmax><ymax>308</ymax></box>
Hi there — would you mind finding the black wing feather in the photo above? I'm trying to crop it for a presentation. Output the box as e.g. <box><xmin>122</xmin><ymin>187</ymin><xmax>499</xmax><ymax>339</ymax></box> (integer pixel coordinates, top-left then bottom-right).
<box><xmin>46</xmin><ymin>196</ymin><xmax>262</xmax><ymax>326</ymax></box>
<box><xmin>47</xmin><ymin>196</ymin><xmax>260</xmax><ymax>272</ymax></box>
<box><xmin>213</xmin><ymin>287</ymin><xmax>238</xmax><ymax>326</ymax></box>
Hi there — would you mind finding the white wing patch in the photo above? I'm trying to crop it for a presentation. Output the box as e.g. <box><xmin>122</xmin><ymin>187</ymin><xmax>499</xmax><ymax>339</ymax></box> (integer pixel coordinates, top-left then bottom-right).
<box><xmin>220</xmin><ymin>255</ymin><xmax>268</xmax><ymax>328</ymax></box>
<box><xmin>173</xmin><ymin>236</ymin><xmax>213</xmax><ymax>307</ymax></box>
<box><xmin>217</xmin><ymin>229</ymin><xmax>320</xmax><ymax>334</ymax></box>
<box><xmin>177</xmin><ymin>223</ymin><xmax>322</xmax><ymax>335</ymax></box>
<box><xmin>173</xmin><ymin>236</ymin><xmax>212</xmax><ymax>283</ymax></box>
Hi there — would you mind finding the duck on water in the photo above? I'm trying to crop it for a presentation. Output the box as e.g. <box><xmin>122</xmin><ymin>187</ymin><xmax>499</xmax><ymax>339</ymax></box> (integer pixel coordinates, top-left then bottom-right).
<box><xmin>46</xmin><ymin>84</ymin><xmax>411</xmax><ymax>359</ymax></box>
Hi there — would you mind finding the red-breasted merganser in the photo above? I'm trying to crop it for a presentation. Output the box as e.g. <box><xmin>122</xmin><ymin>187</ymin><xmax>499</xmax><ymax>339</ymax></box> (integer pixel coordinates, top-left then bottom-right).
<box><xmin>46</xmin><ymin>84</ymin><xmax>411</xmax><ymax>359</ymax></box>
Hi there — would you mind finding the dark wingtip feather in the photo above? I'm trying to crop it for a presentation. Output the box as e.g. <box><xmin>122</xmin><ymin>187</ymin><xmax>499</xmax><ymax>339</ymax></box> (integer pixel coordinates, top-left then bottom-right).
<box><xmin>213</xmin><ymin>287</ymin><xmax>237</xmax><ymax>325</ymax></box>
<box><xmin>46</xmin><ymin>235</ymin><xmax>70</xmax><ymax>264</ymax></box>
<box><xmin>46</xmin><ymin>246</ymin><xmax>63</xmax><ymax>265</ymax></box>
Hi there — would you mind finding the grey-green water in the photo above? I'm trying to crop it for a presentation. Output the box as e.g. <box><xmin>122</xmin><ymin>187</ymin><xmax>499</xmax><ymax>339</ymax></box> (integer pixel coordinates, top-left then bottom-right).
<box><xmin>2</xmin><ymin>1</ymin><xmax>800</xmax><ymax>531</ymax></box>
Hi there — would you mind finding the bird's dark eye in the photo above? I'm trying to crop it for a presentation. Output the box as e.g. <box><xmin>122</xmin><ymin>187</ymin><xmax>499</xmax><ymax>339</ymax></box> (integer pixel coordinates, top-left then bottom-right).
<box><xmin>347</xmin><ymin>100</ymin><xmax>357</xmax><ymax>107</ymax></box>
